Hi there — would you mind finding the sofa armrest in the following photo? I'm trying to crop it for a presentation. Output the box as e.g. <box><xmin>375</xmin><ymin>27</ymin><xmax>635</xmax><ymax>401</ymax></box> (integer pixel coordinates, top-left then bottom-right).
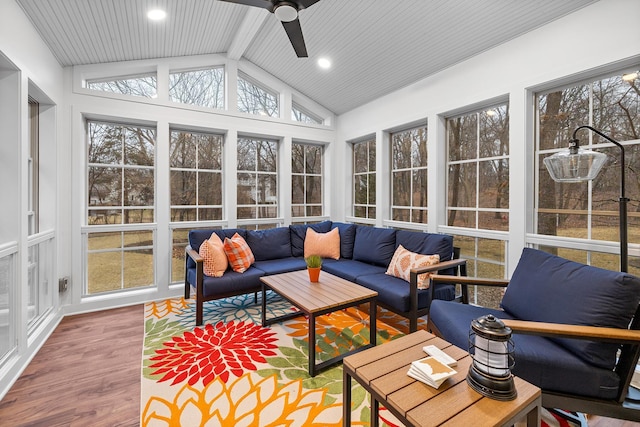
<box><xmin>186</xmin><ymin>245</ymin><xmax>203</xmax><ymax>264</ymax></box>
<box><xmin>410</xmin><ymin>258</ymin><xmax>468</xmax><ymax>275</ymax></box>
<box><xmin>501</xmin><ymin>319</ymin><xmax>640</xmax><ymax>344</ymax></box>
<box><xmin>429</xmin><ymin>273</ymin><xmax>509</xmax><ymax>304</ymax></box>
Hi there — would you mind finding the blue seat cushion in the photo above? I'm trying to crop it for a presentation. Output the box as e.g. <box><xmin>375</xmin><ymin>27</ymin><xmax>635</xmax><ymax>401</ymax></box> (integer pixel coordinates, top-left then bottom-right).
<box><xmin>429</xmin><ymin>300</ymin><xmax>621</xmax><ymax>400</ymax></box>
<box><xmin>352</xmin><ymin>225</ymin><xmax>396</xmax><ymax>267</ymax></box>
<box><xmin>289</xmin><ymin>220</ymin><xmax>333</xmax><ymax>257</ymax></box>
<box><xmin>245</xmin><ymin>227</ymin><xmax>292</xmax><ymax>261</ymax></box>
<box><xmin>501</xmin><ymin>248</ymin><xmax>640</xmax><ymax>369</ymax></box>
<box><xmin>252</xmin><ymin>258</ymin><xmax>307</xmax><ymax>275</ymax></box>
<box><xmin>322</xmin><ymin>259</ymin><xmax>386</xmax><ymax>282</ymax></box>
<box><xmin>187</xmin><ymin>228</ymin><xmax>247</xmax><ymax>269</ymax></box>
<box><xmin>357</xmin><ymin>273</ymin><xmax>455</xmax><ymax>313</ymax></box>
<box><xmin>331</xmin><ymin>222</ymin><xmax>357</xmax><ymax>259</ymax></box>
<box><xmin>186</xmin><ymin>265</ymin><xmax>264</xmax><ymax>298</ymax></box>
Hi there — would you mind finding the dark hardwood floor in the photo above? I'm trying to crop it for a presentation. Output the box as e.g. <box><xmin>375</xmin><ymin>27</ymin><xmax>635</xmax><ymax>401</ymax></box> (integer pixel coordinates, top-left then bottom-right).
<box><xmin>0</xmin><ymin>303</ymin><xmax>638</xmax><ymax>426</ymax></box>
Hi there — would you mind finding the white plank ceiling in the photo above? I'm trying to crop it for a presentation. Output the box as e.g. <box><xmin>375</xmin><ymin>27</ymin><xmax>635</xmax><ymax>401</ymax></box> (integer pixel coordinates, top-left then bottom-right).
<box><xmin>15</xmin><ymin>0</ymin><xmax>598</xmax><ymax>114</ymax></box>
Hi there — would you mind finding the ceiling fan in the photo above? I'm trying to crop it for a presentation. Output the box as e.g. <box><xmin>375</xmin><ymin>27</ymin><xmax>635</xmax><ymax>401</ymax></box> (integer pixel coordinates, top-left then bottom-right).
<box><xmin>219</xmin><ymin>0</ymin><xmax>321</xmax><ymax>57</ymax></box>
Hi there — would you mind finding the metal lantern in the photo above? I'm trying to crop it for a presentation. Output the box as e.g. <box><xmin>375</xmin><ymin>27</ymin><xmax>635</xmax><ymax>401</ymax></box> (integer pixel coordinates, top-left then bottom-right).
<box><xmin>467</xmin><ymin>314</ymin><xmax>517</xmax><ymax>401</ymax></box>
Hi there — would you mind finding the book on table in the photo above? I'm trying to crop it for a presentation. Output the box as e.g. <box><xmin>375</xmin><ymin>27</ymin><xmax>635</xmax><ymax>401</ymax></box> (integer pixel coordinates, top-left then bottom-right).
<box><xmin>407</xmin><ymin>356</ymin><xmax>457</xmax><ymax>389</ymax></box>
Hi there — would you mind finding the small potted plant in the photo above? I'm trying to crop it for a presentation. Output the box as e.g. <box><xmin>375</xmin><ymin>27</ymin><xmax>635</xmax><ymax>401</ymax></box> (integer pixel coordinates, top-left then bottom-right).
<box><xmin>305</xmin><ymin>254</ymin><xmax>322</xmax><ymax>282</ymax></box>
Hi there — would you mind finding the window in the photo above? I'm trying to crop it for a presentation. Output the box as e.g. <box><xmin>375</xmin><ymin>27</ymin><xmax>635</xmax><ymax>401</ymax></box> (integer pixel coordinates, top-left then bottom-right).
<box><xmin>535</xmin><ymin>71</ymin><xmax>640</xmax><ymax>273</ymax></box>
<box><xmin>169</xmin><ymin>67</ymin><xmax>224</xmax><ymax>109</ymax></box>
<box><xmin>391</xmin><ymin>126</ymin><xmax>428</xmax><ymax>224</ymax></box>
<box><xmin>237</xmin><ymin>73</ymin><xmax>279</xmax><ymax>117</ymax></box>
<box><xmin>28</xmin><ymin>98</ymin><xmax>39</xmax><ymax>235</ymax></box>
<box><xmin>352</xmin><ymin>138</ymin><xmax>376</xmax><ymax>219</ymax></box>
<box><xmin>86</xmin><ymin>121</ymin><xmax>155</xmax><ymax>295</ymax></box>
<box><xmin>170</xmin><ymin>130</ymin><xmax>223</xmax><ymax>222</ymax></box>
<box><xmin>237</xmin><ymin>137</ymin><xmax>278</xmax><ymax>220</ymax></box>
<box><xmin>292</xmin><ymin>103</ymin><xmax>323</xmax><ymax>124</ymax></box>
<box><xmin>86</xmin><ymin>73</ymin><xmax>157</xmax><ymax>98</ymax></box>
<box><xmin>292</xmin><ymin>143</ymin><xmax>323</xmax><ymax>217</ymax></box>
<box><xmin>447</xmin><ymin>104</ymin><xmax>509</xmax><ymax>231</ymax></box>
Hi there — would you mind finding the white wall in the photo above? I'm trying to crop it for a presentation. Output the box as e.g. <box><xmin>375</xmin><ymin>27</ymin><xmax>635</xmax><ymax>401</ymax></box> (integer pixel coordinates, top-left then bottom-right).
<box><xmin>0</xmin><ymin>0</ymin><xmax>64</xmax><ymax>401</ymax></box>
<box><xmin>333</xmin><ymin>0</ymin><xmax>640</xmax><ymax>274</ymax></box>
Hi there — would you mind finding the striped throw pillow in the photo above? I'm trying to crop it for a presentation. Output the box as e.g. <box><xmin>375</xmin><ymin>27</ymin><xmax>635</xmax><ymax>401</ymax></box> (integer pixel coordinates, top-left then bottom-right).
<box><xmin>223</xmin><ymin>233</ymin><xmax>255</xmax><ymax>273</ymax></box>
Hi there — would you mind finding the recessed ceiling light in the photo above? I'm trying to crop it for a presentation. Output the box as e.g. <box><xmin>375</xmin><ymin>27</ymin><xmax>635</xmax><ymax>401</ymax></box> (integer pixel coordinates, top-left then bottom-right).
<box><xmin>317</xmin><ymin>57</ymin><xmax>331</xmax><ymax>70</ymax></box>
<box><xmin>147</xmin><ymin>9</ymin><xmax>167</xmax><ymax>21</ymax></box>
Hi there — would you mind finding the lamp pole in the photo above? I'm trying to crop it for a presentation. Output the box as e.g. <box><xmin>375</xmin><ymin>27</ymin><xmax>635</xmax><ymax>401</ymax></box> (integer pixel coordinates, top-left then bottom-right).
<box><xmin>572</xmin><ymin>125</ymin><xmax>628</xmax><ymax>273</ymax></box>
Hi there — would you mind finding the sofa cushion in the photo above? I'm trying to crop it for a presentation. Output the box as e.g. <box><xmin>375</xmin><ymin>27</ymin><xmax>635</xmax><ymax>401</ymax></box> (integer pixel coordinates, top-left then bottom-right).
<box><xmin>357</xmin><ymin>273</ymin><xmax>455</xmax><ymax>313</ymax></box>
<box><xmin>187</xmin><ymin>266</ymin><xmax>264</xmax><ymax>298</ymax></box>
<box><xmin>429</xmin><ymin>300</ymin><xmax>621</xmax><ymax>400</ymax></box>
<box><xmin>322</xmin><ymin>259</ymin><xmax>386</xmax><ymax>283</ymax></box>
<box><xmin>385</xmin><ymin>244</ymin><xmax>440</xmax><ymax>289</ymax></box>
<box><xmin>252</xmin><ymin>257</ymin><xmax>307</xmax><ymax>276</ymax></box>
<box><xmin>501</xmin><ymin>248</ymin><xmax>640</xmax><ymax>370</ymax></box>
<box><xmin>304</xmin><ymin>227</ymin><xmax>340</xmax><ymax>259</ymax></box>
<box><xmin>331</xmin><ymin>222</ymin><xmax>357</xmax><ymax>259</ymax></box>
<box><xmin>199</xmin><ymin>233</ymin><xmax>228</xmax><ymax>277</ymax></box>
<box><xmin>352</xmin><ymin>225</ymin><xmax>397</xmax><ymax>267</ymax></box>
<box><xmin>245</xmin><ymin>227</ymin><xmax>292</xmax><ymax>261</ymax></box>
<box><xmin>395</xmin><ymin>230</ymin><xmax>453</xmax><ymax>262</ymax></box>
<box><xmin>223</xmin><ymin>233</ymin><xmax>255</xmax><ymax>273</ymax></box>
<box><xmin>289</xmin><ymin>220</ymin><xmax>332</xmax><ymax>257</ymax></box>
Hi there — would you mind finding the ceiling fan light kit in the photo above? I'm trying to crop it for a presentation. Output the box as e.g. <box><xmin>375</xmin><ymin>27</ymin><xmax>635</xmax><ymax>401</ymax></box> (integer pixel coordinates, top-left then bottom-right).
<box><xmin>274</xmin><ymin>2</ymin><xmax>298</xmax><ymax>22</ymax></box>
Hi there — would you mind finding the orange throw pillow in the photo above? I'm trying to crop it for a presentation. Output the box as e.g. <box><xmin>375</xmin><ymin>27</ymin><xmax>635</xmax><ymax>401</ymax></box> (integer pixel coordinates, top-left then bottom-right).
<box><xmin>385</xmin><ymin>245</ymin><xmax>440</xmax><ymax>289</ymax></box>
<box><xmin>199</xmin><ymin>233</ymin><xmax>228</xmax><ymax>277</ymax></box>
<box><xmin>304</xmin><ymin>227</ymin><xmax>340</xmax><ymax>260</ymax></box>
<box><xmin>223</xmin><ymin>233</ymin><xmax>255</xmax><ymax>273</ymax></box>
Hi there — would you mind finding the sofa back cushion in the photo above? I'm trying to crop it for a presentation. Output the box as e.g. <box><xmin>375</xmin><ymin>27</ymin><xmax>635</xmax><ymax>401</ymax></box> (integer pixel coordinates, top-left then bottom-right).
<box><xmin>352</xmin><ymin>225</ymin><xmax>397</xmax><ymax>267</ymax></box>
<box><xmin>331</xmin><ymin>222</ymin><xmax>357</xmax><ymax>259</ymax></box>
<box><xmin>501</xmin><ymin>248</ymin><xmax>640</xmax><ymax>369</ymax></box>
<box><xmin>245</xmin><ymin>227</ymin><xmax>292</xmax><ymax>261</ymax></box>
<box><xmin>289</xmin><ymin>220</ymin><xmax>332</xmax><ymax>257</ymax></box>
<box><xmin>395</xmin><ymin>230</ymin><xmax>453</xmax><ymax>262</ymax></box>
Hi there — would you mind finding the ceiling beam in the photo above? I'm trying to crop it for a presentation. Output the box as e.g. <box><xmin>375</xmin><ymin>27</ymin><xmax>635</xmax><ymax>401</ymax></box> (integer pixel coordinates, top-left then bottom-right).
<box><xmin>227</xmin><ymin>7</ymin><xmax>270</xmax><ymax>61</ymax></box>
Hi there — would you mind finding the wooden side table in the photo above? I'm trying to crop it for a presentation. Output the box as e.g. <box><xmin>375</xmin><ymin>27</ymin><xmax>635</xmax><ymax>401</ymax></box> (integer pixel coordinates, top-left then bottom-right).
<box><xmin>343</xmin><ymin>330</ymin><xmax>541</xmax><ymax>427</ymax></box>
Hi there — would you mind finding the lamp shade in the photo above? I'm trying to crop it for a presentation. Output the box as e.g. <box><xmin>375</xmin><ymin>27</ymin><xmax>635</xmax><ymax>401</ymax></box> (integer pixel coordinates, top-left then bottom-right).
<box><xmin>543</xmin><ymin>148</ymin><xmax>607</xmax><ymax>182</ymax></box>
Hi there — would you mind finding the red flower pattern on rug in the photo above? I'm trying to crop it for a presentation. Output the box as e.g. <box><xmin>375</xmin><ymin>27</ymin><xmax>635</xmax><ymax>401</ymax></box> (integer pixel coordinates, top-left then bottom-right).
<box><xmin>149</xmin><ymin>320</ymin><xmax>278</xmax><ymax>387</ymax></box>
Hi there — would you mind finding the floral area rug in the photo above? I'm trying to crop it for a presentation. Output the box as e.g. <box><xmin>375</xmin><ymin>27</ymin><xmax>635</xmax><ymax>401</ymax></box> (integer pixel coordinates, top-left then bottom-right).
<box><xmin>141</xmin><ymin>292</ymin><xmax>424</xmax><ymax>426</ymax></box>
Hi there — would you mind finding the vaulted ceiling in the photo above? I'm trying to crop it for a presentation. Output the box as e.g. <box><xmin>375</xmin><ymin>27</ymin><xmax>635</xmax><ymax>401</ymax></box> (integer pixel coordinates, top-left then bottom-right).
<box><xmin>16</xmin><ymin>0</ymin><xmax>598</xmax><ymax>114</ymax></box>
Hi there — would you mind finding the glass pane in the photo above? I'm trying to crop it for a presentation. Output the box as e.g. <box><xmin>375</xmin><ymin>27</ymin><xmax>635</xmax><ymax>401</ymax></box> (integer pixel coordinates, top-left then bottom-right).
<box><xmin>412</xmin><ymin>169</ymin><xmax>427</xmax><ymax>207</ymax></box>
<box><xmin>448</xmin><ymin>114</ymin><xmax>477</xmax><ymax>161</ymax></box>
<box><xmin>393</xmin><ymin>171</ymin><xmax>410</xmax><ymax>206</ymax></box>
<box><xmin>478</xmin><ymin>160</ymin><xmax>508</xmax><ymax>209</ymax></box>
<box><xmin>124</xmin><ymin>208</ymin><xmax>153</xmax><ymax>224</ymax></box>
<box><xmin>307</xmin><ymin>206</ymin><xmax>322</xmax><ymax>216</ymax></box>
<box><xmin>170</xmin><ymin>170</ymin><xmax>196</xmax><ymax>205</ymax></box>
<box><xmin>479</xmin><ymin>105</ymin><xmax>509</xmax><ymax>158</ymax></box>
<box><xmin>306</xmin><ymin>176</ymin><xmax>322</xmax><ymax>204</ymax></box>
<box><xmin>0</xmin><ymin>255</ymin><xmax>13</xmax><ymax>359</ymax></box>
<box><xmin>412</xmin><ymin>129</ymin><xmax>427</xmax><ymax>167</ymax></box>
<box><xmin>368</xmin><ymin>141</ymin><xmax>376</xmax><ymax>171</ymax></box>
<box><xmin>198</xmin><ymin>172</ymin><xmax>217</xmax><ymax>205</ymax></box>
<box><xmin>237</xmin><ymin>139</ymin><xmax>257</xmax><ymax>171</ymax></box>
<box><xmin>478</xmin><ymin>211</ymin><xmax>508</xmax><ymax>231</ymax></box>
<box><xmin>88</xmin><ymin>252</ymin><xmax>122</xmax><ymax>294</ymax></box>
<box><xmin>171</xmin><ymin>208</ymin><xmax>196</xmax><ymax>222</ymax></box>
<box><xmin>123</xmin><ymin>169</ymin><xmax>154</xmax><ymax>206</ymax></box>
<box><xmin>592</xmin><ymin>75</ymin><xmax>640</xmax><ymax>140</ymax></box>
<box><xmin>537</xmin><ymin>86</ymin><xmax>589</xmax><ymax>151</ymax></box>
<box><xmin>354</xmin><ymin>176</ymin><xmax>367</xmax><ymax>204</ymax></box>
<box><xmin>354</xmin><ymin>206</ymin><xmax>366</xmax><ymax>218</ymax></box>
<box><xmin>171</xmin><ymin>229</ymin><xmax>189</xmax><ymax>283</ymax></box>
<box><xmin>448</xmin><ymin>163</ymin><xmax>476</xmax><ymax>208</ymax></box>
<box><xmin>257</xmin><ymin>141</ymin><xmax>277</xmax><ymax>172</ymax></box>
<box><xmin>237</xmin><ymin>173</ymin><xmax>255</xmax><ymax>204</ymax></box>
<box><xmin>291</xmin><ymin>144</ymin><xmax>305</xmax><ymax>174</ymax></box>
<box><xmin>353</xmin><ymin>142</ymin><xmax>368</xmax><ymax>173</ymax></box>
<box><xmin>368</xmin><ymin>174</ymin><xmax>376</xmax><ymax>204</ymax></box>
<box><xmin>411</xmin><ymin>208</ymin><xmax>427</xmax><ymax>224</ymax></box>
<box><xmin>257</xmin><ymin>174</ymin><xmax>277</xmax><ymax>204</ymax></box>
<box><xmin>292</xmin><ymin>175</ymin><xmax>304</xmax><ymax>204</ymax></box>
<box><xmin>124</xmin><ymin>127</ymin><xmax>154</xmax><ymax>166</ymax></box>
<box><xmin>169</xmin><ymin>67</ymin><xmax>224</xmax><ymax>109</ymax></box>
<box><xmin>306</xmin><ymin>145</ymin><xmax>322</xmax><ymax>174</ymax></box>
<box><xmin>392</xmin><ymin>208</ymin><xmax>410</xmax><ymax>222</ymax></box>
<box><xmin>198</xmin><ymin>134</ymin><xmax>222</xmax><ymax>170</ymax></box>
<box><xmin>169</xmin><ymin>131</ymin><xmax>196</xmax><ymax>169</ymax></box>
<box><xmin>87</xmin><ymin>74</ymin><xmax>157</xmax><ymax>97</ymax></box>
<box><xmin>237</xmin><ymin>75</ymin><xmax>279</xmax><ymax>117</ymax></box>
<box><xmin>448</xmin><ymin>209</ymin><xmax>474</xmax><ymax>228</ymax></box>
<box><xmin>537</xmin><ymin>212</ymin><xmax>588</xmax><ymax>238</ymax></box>
<box><xmin>199</xmin><ymin>208</ymin><xmax>222</xmax><ymax>221</ymax></box>
<box><xmin>88</xmin><ymin>167</ymin><xmax>121</xmax><ymax>207</ymax></box>
<box><xmin>88</xmin><ymin>122</ymin><xmax>122</xmax><ymax>164</ymax></box>
<box><xmin>123</xmin><ymin>249</ymin><xmax>153</xmax><ymax>289</ymax></box>
<box><xmin>88</xmin><ymin>209</ymin><xmax>120</xmax><ymax>225</ymax></box>
<box><xmin>392</xmin><ymin>133</ymin><xmax>411</xmax><ymax>169</ymax></box>
<box><xmin>258</xmin><ymin>206</ymin><xmax>277</xmax><ymax>219</ymax></box>
<box><xmin>291</xmin><ymin>205</ymin><xmax>305</xmax><ymax>217</ymax></box>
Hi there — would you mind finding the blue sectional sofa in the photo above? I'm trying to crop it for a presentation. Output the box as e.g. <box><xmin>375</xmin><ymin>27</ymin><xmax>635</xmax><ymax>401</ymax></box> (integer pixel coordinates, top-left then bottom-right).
<box><xmin>184</xmin><ymin>221</ymin><xmax>466</xmax><ymax>329</ymax></box>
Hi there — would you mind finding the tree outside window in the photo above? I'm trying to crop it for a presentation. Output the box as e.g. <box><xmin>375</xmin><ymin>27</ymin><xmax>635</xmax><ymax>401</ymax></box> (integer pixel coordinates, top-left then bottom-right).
<box><xmin>86</xmin><ymin>73</ymin><xmax>157</xmax><ymax>98</ymax></box>
<box><xmin>237</xmin><ymin>73</ymin><xmax>279</xmax><ymax>117</ymax></box>
<box><xmin>536</xmin><ymin>71</ymin><xmax>639</xmax><ymax>273</ymax></box>
<box><xmin>391</xmin><ymin>125</ymin><xmax>428</xmax><ymax>224</ymax></box>
<box><xmin>169</xmin><ymin>67</ymin><xmax>224</xmax><ymax>109</ymax></box>
<box><xmin>237</xmin><ymin>138</ymin><xmax>278</xmax><ymax>220</ymax></box>
<box><xmin>292</xmin><ymin>143</ymin><xmax>323</xmax><ymax>217</ymax></box>
<box><xmin>353</xmin><ymin>138</ymin><xmax>376</xmax><ymax>219</ymax></box>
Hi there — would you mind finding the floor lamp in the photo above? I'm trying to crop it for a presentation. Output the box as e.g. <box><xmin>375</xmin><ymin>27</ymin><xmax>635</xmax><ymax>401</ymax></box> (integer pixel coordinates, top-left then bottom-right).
<box><xmin>543</xmin><ymin>125</ymin><xmax>628</xmax><ymax>273</ymax></box>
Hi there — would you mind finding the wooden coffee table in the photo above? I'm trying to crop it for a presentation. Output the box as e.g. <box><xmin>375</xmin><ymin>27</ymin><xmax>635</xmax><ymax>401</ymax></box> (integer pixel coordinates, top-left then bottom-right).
<box><xmin>260</xmin><ymin>269</ymin><xmax>378</xmax><ymax>377</ymax></box>
<box><xmin>343</xmin><ymin>330</ymin><xmax>541</xmax><ymax>427</ymax></box>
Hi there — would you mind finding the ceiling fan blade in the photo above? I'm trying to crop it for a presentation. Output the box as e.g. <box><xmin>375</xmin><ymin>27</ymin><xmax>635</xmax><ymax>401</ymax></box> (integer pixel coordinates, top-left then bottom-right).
<box><xmin>297</xmin><ymin>0</ymin><xmax>321</xmax><ymax>9</ymax></box>
<box><xmin>217</xmin><ymin>0</ymin><xmax>274</xmax><ymax>12</ymax></box>
<box><xmin>281</xmin><ymin>18</ymin><xmax>307</xmax><ymax>57</ymax></box>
